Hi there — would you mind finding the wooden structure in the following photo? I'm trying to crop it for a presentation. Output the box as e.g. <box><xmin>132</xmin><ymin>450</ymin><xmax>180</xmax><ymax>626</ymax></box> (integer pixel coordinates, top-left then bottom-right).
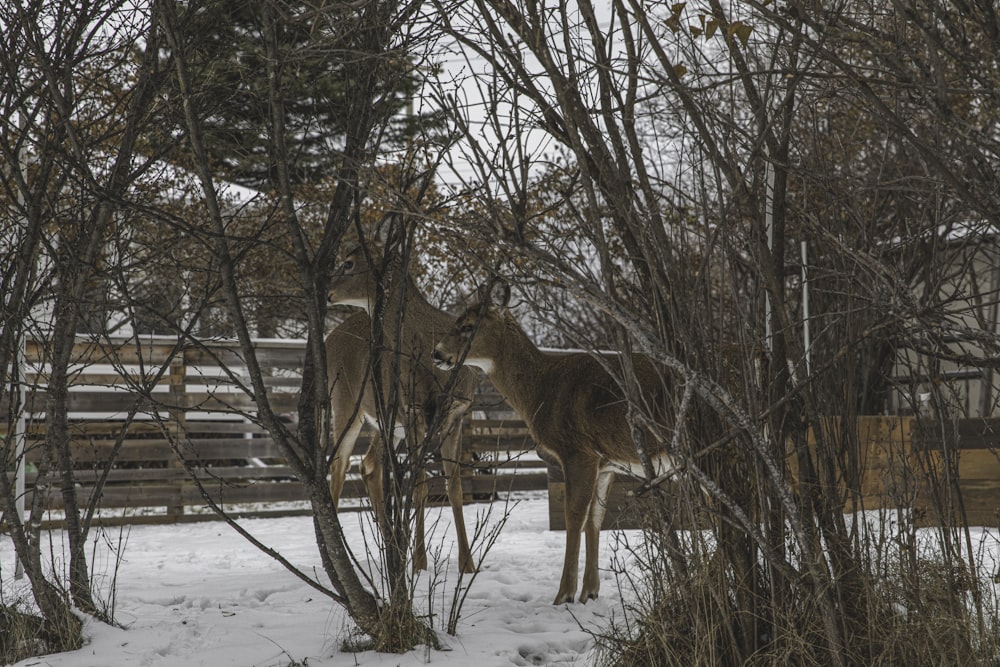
<box><xmin>791</xmin><ymin>416</ymin><xmax>1000</xmax><ymax>528</ymax></box>
<box><xmin>4</xmin><ymin>337</ymin><xmax>1000</xmax><ymax>530</ymax></box>
<box><xmin>1</xmin><ymin>336</ymin><xmax>544</xmax><ymax>526</ymax></box>
<box><xmin>549</xmin><ymin>415</ymin><xmax>1000</xmax><ymax>531</ymax></box>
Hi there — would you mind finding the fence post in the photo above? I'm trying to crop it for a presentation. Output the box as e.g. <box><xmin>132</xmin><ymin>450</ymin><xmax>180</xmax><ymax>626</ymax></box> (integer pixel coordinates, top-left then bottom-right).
<box><xmin>166</xmin><ymin>353</ymin><xmax>186</xmax><ymax>519</ymax></box>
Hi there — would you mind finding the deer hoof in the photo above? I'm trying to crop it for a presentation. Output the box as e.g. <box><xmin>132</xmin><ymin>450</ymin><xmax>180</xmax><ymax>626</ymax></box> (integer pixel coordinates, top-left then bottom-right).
<box><xmin>552</xmin><ymin>590</ymin><xmax>575</xmax><ymax>605</ymax></box>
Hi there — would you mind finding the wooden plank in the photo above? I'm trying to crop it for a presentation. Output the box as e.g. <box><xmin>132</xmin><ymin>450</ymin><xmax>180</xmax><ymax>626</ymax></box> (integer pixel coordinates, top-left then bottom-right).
<box><xmin>185</xmin><ymin>480</ymin><xmax>309</xmax><ymax>505</ymax></box>
<box><xmin>21</xmin><ymin>388</ymin><xmax>301</xmax><ymax>413</ymax></box>
<box><xmin>23</xmin><ymin>390</ymin><xmax>163</xmax><ymax>413</ymax></box>
<box><xmin>26</xmin><ymin>372</ymin><xmax>173</xmax><ymax>388</ymax></box>
<box><xmin>180</xmin><ymin>392</ymin><xmax>300</xmax><ymax>412</ymax></box>
<box><xmin>27</xmin><ymin>465</ymin><xmax>299</xmax><ymax>484</ymax></box>
<box><xmin>23</xmin><ymin>433</ymin><xmax>373</xmax><ymax>463</ymax></box>
<box><xmin>183</xmin><ymin>375</ymin><xmax>303</xmax><ymax>389</ymax></box>
<box><xmin>25</xmin><ymin>484</ymin><xmax>183</xmax><ymax>511</ymax></box>
<box><xmin>464</xmin><ymin>418</ymin><xmax>529</xmax><ymax>430</ymax></box>
<box><xmin>912</xmin><ymin>417</ymin><xmax>1000</xmax><ymax>450</ymax></box>
<box><xmin>467</xmin><ymin>458</ymin><xmax>547</xmax><ymax>471</ymax></box>
<box><xmin>25</xmin><ymin>418</ymin><xmax>366</xmax><ymax>441</ymax></box>
<box><xmin>20</xmin><ymin>479</ymin><xmax>343</xmax><ymax>511</ymax></box>
<box><xmin>25</xmin><ymin>441</ymin><xmax>174</xmax><ymax>462</ymax></box>
<box><xmin>469</xmin><ymin>472</ymin><xmax>547</xmax><ymax>496</ymax></box>
<box><xmin>183</xmin><ymin>345</ymin><xmax>305</xmax><ymax>368</ymax></box>
<box><xmin>27</xmin><ymin>338</ymin><xmax>179</xmax><ymax>366</ymax></box>
<box><xmin>24</xmin><ymin>439</ymin><xmax>291</xmax><ymax>463</ymax></box>
<box><xmin>913</xmin><ymin>481</ymin><xmax>1000</xmax><ymax>528</ymax></box>
<box><xmin>29</xmin><ymin>508</ymin><xmax>319</xmax><ymax>530</ymax></box>
<box><xmin>955</xmin><ymin>449</ymin><xmax>1000</xmax><ymax>480</ymax></box>
<box><xmin>464</xmin><ymin>433</ymin><xmax>535</xmax><ymax>452</ymax></box>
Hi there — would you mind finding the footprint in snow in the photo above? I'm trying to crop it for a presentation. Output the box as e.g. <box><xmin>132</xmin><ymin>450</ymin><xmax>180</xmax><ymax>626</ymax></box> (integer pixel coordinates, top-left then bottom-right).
<box><xmin>512</xmin><ymin>642</ymin><xmax>549</xmax><ymax>665</ymax></box>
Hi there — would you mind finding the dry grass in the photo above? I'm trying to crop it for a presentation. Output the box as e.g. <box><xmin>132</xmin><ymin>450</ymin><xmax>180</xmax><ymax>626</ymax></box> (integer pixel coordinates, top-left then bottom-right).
<box><xmin>0</xmin><ymin>601</ymin><xmax>83</xmax><ymax>664</ymax></box>
<box><xmin>594</xmin><ymin>497</ymin><xmax>1000</xmax><ymax>667</ymax></box>
<box><xmin>597</xmin><ymin>556</ymin><xmax>1000</xmax><ymax>666</ymax></box>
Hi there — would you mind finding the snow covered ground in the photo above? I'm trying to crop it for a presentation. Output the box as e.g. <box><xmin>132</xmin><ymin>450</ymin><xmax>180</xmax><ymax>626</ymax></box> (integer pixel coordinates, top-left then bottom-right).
<box><xmin>7</xmin><ymin>494</ymin><xmax>1000</xmax><ymax>667</ymax></box>
<box><xmin>2</xmin><ymin>494</ymin><xmax>635</xmax><ymax>667</ymax></box>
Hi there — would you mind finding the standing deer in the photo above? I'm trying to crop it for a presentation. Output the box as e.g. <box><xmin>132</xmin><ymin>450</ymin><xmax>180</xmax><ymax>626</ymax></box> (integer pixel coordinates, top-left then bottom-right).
<box><xmin>432</xmin><ymin>281</ymin><xmax>677</xmax><ymax>603</ymax></box>
<box><xmin>325</xmin><ymin>241</ymin><xmax>477</xmax><ymax>573</ymax></box>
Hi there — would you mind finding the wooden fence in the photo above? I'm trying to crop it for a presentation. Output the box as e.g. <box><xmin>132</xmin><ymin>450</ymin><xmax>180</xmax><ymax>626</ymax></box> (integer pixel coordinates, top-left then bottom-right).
<box><xmin>549</xmin><ymin>415</ymin><xmax>1000</xmax><ymax>530</ymax></box>
<box><xmin>792</xmin><ymin>415</ymin><xmax>1000</xmax><ymax>528</ymax></box>
<box><xmin>4</xmin><ymin>337</ymin><xmax>1000</xmax><ymax>530</ymax></box>
<box><xmin>1</xmin><ymin>336</ymin><xmax>545</xmax><ymax>526</ymax></box>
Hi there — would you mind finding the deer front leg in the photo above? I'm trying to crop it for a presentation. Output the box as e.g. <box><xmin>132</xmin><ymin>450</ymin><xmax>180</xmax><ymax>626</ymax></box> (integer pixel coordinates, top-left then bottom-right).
<box><xmin>395</xmin><ymin>411</ymin><xmax>429</xmax><ymax>572</ymax></box>
<box><xmin>329</xmin><ymin>415</ymin><xmax>363</xmax><ymax>510</ymax></box>
<box><xmin>580</xmin><ymin>470</ymin><xmax>614</xmax><ymax>602</ymax></box>
<box><xmin>554</xmin><ymin>456</ymin><xmax>599</xmax><ymax>605</ymax></box>
<box><xmin>441</xmin><ymin>400</ymin><xmax>475</xmax><ymax>573</ymax></box>
<box><xmin>411</xmin><ymin>464</ymin><xmax>429</xmax><ymax>572</ymax></box>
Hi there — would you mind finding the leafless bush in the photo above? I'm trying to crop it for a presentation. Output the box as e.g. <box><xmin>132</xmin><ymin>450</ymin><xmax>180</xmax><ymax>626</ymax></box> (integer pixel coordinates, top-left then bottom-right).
<box><xmin>430</xmin><ymin>0</ymin><xmax>1000</xmax><ymax>663</ymax></box>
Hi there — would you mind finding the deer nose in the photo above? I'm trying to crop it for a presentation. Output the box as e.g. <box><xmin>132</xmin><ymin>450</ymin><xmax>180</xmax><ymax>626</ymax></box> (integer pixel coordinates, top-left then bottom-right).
<box><xmin>431</xmin><ymin>347</ymin><xmax>451</xmax><ymax>369</ymax></box>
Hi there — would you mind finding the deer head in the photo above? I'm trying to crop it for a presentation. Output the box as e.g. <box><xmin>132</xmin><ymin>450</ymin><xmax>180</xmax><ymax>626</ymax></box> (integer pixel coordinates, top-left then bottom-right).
<box><xmin>433</xmin><ymin>280</ymin><xmax>511</xmax><ymax>374</ymax></box>
<box><xmin>327</xmin><ymin>216</ymin><xmax>408</xmax><ymax>312</ymax></box>
<box><xmin>327</xmin><ymin>243</ymin><xmax>378</xmax><ymax>311</ymax></box>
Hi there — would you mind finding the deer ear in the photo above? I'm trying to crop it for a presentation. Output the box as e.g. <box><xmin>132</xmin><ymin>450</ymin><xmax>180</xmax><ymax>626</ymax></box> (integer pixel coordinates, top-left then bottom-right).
<box><xmin>373</xmin><ymin>213</ymin><xmax>402</xmax><ymax>248</ymax></box>
<box><xmin>487</xmin><ymin>279</ymin><xmax>511</xmax><ymax>310</ymax></box>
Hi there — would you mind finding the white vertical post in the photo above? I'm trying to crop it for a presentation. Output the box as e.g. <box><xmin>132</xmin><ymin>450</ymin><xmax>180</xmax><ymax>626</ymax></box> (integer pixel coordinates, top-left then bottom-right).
<box><xmin>764</xmin><ymin>155</ymin><xmax>775</xmax><ymax>350</ymax></box>
<box><xmin>14</xmin><ymin>337</ymin><xmax>26</xmax><ymax>580</ymax></box>
<box><xmin>14</xmin><ymin>109</ymin><xmax>27</xmax><ymax>580</ymax></box>
<box><xmin>801</xmin><ymin>240</ymin><xmax>811</xmax><ymax>376</ymax></box>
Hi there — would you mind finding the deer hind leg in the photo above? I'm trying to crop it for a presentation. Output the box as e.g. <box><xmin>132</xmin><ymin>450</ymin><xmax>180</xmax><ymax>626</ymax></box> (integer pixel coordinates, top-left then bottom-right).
<box><xmin>401</xmin><ymin>418</ymin><xmax>429</xmax><ymax>572</ymax></box>
<box><xmin>360</xmin><ymin>433</ymin><xmax>386</xmax><ymax>527</ymax></box>
<box><xmin>580</xmin><ymin>470</ymin><xmax>615</xmax><ymax>602</ymax></box>
<box><xmin>411</xmin><ymin>463</ymin><xmax>429</xmax><ymax>572</ymax></box>
<box><xmin>440</xmin><ymin>399</ymin><xmax>475</xmax><ymax>573</ymax></box>
<box><xmin>554</xmin><ymin>456</ymin><xmax>600</xmax><ymax>605</ymax></box>
<box><xmin>328</xmin><ymin>414</ymin><xmax>364</xmax><ymax>511</ymax></box>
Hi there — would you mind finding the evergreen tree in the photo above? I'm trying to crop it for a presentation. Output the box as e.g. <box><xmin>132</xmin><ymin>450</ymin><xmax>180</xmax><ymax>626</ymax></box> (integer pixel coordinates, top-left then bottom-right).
<box><xmin>161</xmin><ymin>0</ymin><xmax>425</xmax><ymax>189</ymax></box>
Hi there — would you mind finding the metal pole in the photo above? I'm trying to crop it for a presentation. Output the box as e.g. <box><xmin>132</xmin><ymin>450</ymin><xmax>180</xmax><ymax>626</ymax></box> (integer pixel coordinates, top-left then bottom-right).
<box><xmin>764</xmin><ymin>155</ymin><xmax>775</xmax><ymax>349</ymax></box>
<box><xmin>801</xmin><ymin>240</ymin><xmax>811</xmax><ymax>376</ymax></box>
<box><xmin>14</xmin><ymin>337</ymin><xmax>26</xmax><ymax>580</ymax></box>
<box><xmin>14</xmin><ymin>109</ymin><xmax>27</xmax><ymax>580</ymax></box>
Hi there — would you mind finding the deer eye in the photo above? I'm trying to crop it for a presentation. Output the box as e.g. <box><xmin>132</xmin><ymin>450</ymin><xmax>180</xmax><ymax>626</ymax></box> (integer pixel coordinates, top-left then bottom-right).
<box><xmin>459</xmin><ymin>323</ymin><xmax>475</xmax><ymax>337</ymax></box>
<box><xmin>341</xmin><ymin>260</ymin><xmax>355</xmax><ymax>272</ymax></box>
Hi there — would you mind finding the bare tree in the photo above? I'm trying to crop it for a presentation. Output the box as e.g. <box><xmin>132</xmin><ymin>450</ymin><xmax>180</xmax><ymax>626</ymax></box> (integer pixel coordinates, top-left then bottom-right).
<box><xmin>431</xmin><ymin>0</ymin><xmax>1000</xmax><ymax>663</ymax></box>
<box><xmin>0</xmin><ymin>0</ymin><xmax>166</xmax><ymax>653</ymax></box>
<box><xmin>157</xmin><ymin>0</ymin><xmax>450</xmax><ymax>649</ymax></box>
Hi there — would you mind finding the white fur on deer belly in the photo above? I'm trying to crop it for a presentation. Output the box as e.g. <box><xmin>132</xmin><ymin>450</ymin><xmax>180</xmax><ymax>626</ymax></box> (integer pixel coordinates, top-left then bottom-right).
<box><xmin>363</xmin><ymin>416</ymin><xmax>407</xmax><ymax>446</ymax></box>
<box><xmin>605</xmin><ymin>452</ymin><xmax>676</xmax><ymax>479</ymax></box>
<box><xmin>336</xmin><ymin>298</ymin><xmax>371</xmax><ymax>311</ymax></box>
<box><xmin>464</xmin><ymin>357</ymin><xmax>495</xmax><ymax>374</ymax></box>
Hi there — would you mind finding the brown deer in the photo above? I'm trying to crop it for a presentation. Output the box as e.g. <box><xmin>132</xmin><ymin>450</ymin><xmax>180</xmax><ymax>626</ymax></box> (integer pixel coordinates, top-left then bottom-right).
<box><xmin>432</xmin><ymin>281</ymin><xmax>677</xmax><ymax>603</ymax></box>
<box><xmin>326</xmin><ymin>242</ymin><xmax>477</xmax><ymax>573</ymax></box>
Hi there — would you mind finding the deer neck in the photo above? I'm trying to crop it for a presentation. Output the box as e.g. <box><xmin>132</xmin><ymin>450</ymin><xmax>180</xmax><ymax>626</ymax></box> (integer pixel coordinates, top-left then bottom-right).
<box><xmin>376</xmin><ymin>276</ymin><xmax>451</xmax><ymax>348</ymax></box>
<box><xmin>483</xmin><ymin>316</ymin><xmax>549</xmax><ymax>420</ymax></box>
<box><xmin>372</xmin><ymin>276</ymin><xmax>442</xmax><ymax>328</ymax></box>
